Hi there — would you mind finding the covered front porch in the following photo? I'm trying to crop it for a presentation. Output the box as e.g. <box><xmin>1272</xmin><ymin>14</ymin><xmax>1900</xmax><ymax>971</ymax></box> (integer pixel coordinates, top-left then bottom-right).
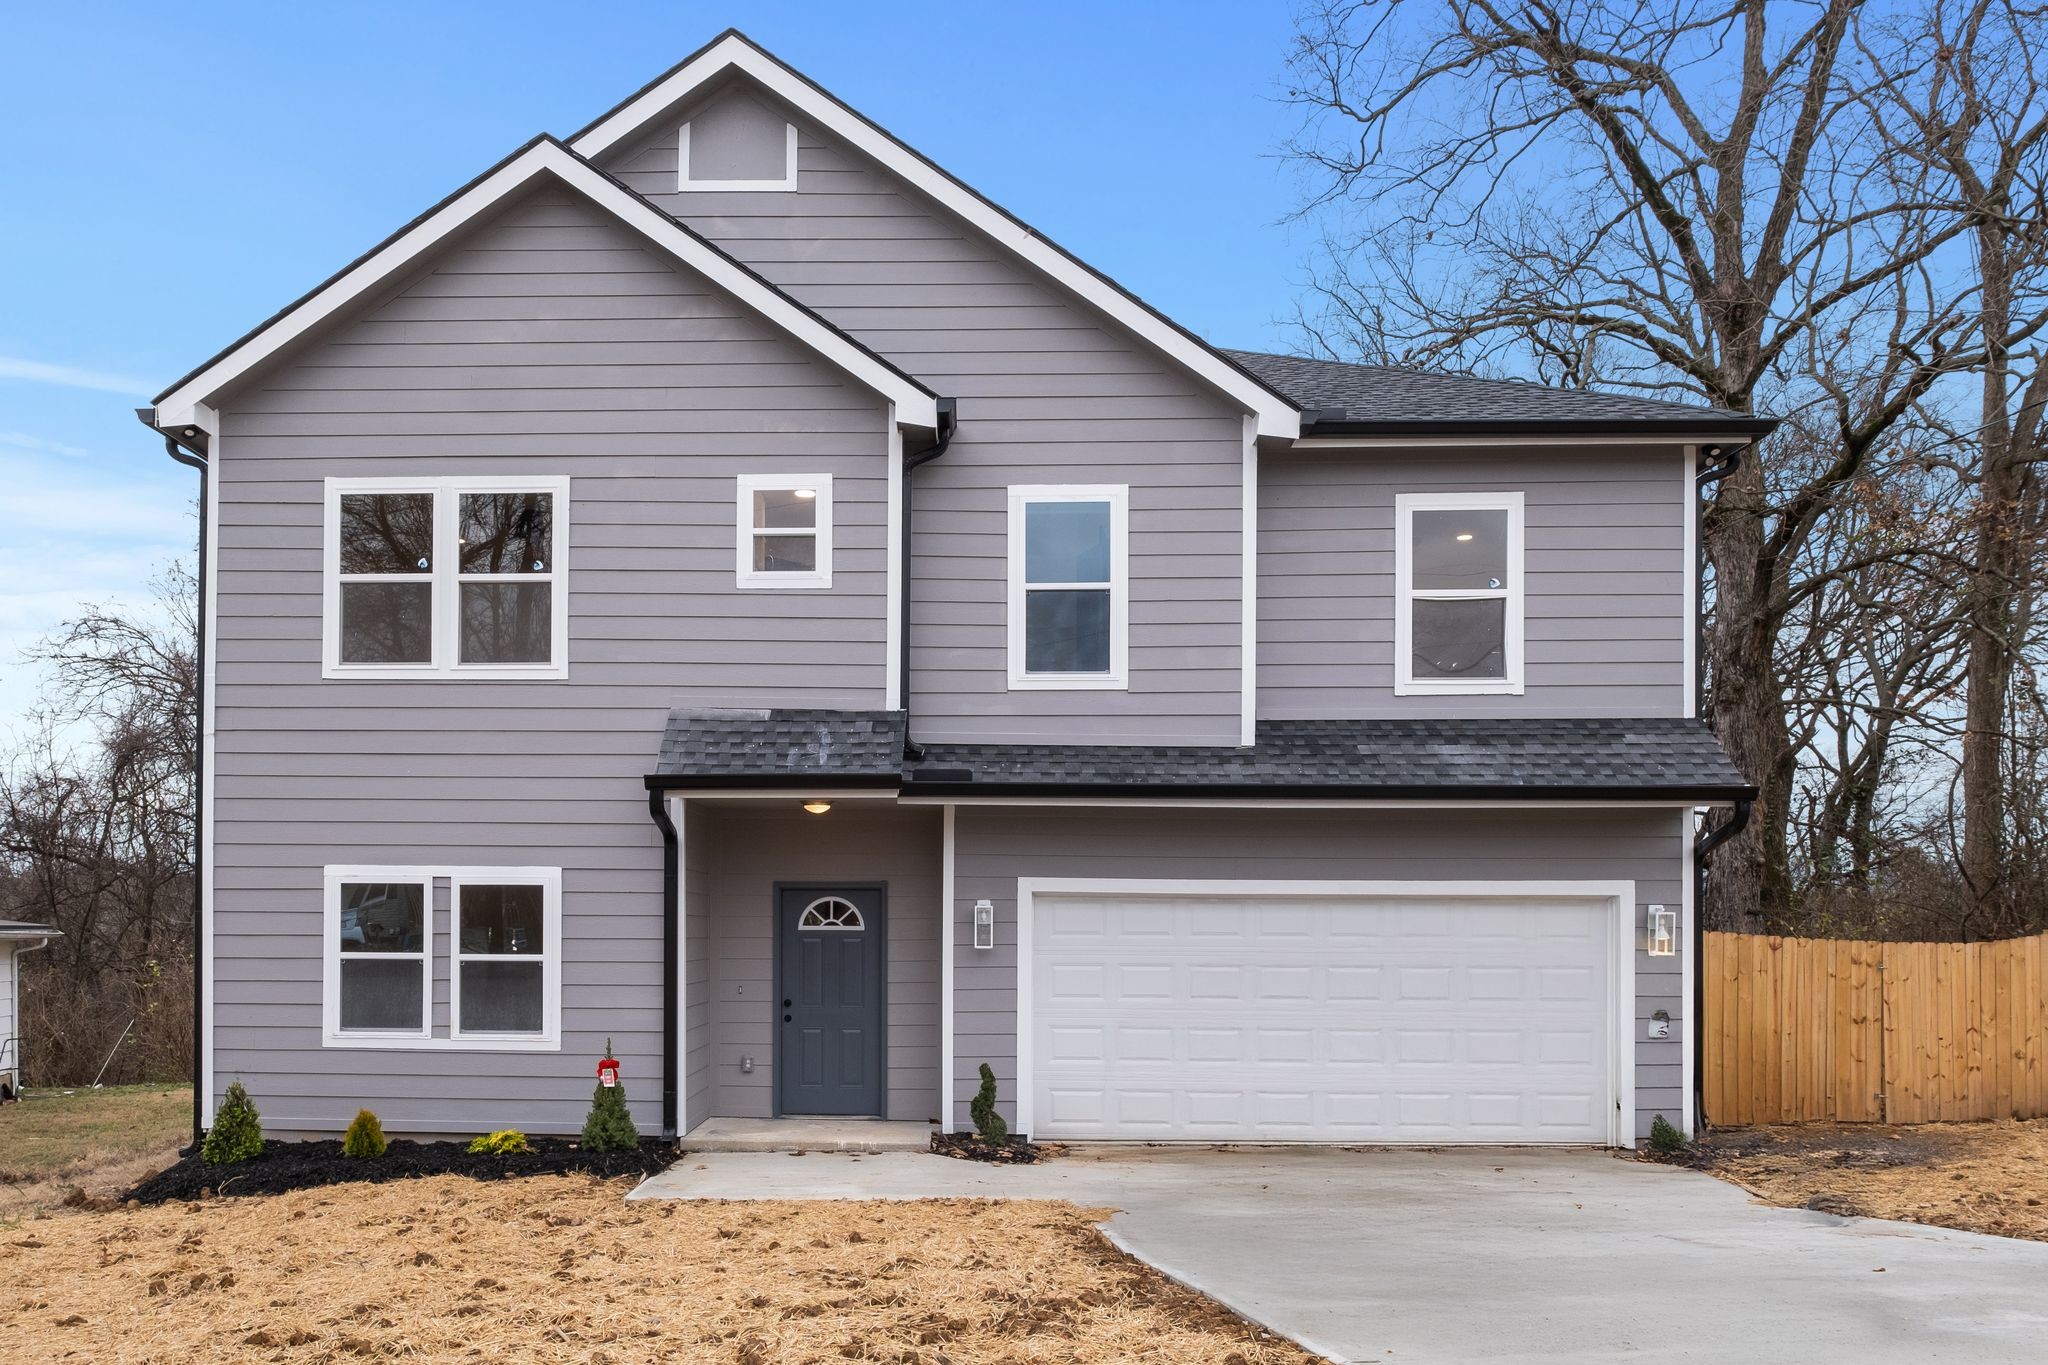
<box><xmin>671</xmin><ymin>795</ymin><xmax>944</xmax><ymax>1137</ymax></box>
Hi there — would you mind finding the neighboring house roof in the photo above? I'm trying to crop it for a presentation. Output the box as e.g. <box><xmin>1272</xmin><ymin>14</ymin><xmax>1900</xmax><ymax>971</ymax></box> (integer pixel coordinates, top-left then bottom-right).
<box><xmin>0</xmin><ymin>920</ymin><xmax>59</xmax><ymax>940</ymax></box>
<box><xmin>648</xmin><ymin>712</ymin><xmax>1752</xmax><ymax>801</ymax></box>
<box><xmin>1226</xmin><ymin>350</ymin><xmax>1778</xmax><ymax>438</ymax></box>
<box><xmin>151</xmin><ymin>137</ymin><xmax>941</xmax><ymax>432</ymax></box>
<box><xmin>569</xmin><ymin>29</ymin><xmax>1303</xmax><ymax>440</ymax></box>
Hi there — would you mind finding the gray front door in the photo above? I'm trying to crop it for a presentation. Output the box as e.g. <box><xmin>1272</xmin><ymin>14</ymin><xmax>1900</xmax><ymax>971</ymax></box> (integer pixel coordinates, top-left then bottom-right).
<box><xmin>776</xmin><ymin>885</ymin><xmax>886</xmax><ymax>1116</ymax></box>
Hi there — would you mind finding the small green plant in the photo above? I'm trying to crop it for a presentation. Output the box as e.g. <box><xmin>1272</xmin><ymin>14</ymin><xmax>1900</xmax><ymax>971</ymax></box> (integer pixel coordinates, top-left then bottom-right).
<box><xmin>467</xmin><ymin>1129</ymin><xmax>533</xmax><ymax>1156</ymax></box>
<box><xmin>970</xmin><ymin>1063</ymin><xmax>1009</xmax><ymax>1145</ymax></box>
<box><xmin>1647</xmin><ymin>1114</ymin><xmax>1688</xmax><ymax>1156</ymax></box>
<box><xmin>581</xmin><ymin>1039</ymin><xmax>640</xmax><ymax>1152</ymax></box>
<box><xmin>201</xmin><ymin>1081</ymin><xmax>264</xmax><ymax>1165</ymax></box>
<box><xmin>342</xmin><ymin>1109</ymin><xmax>388</xmax><ymax>1159</ymax></box>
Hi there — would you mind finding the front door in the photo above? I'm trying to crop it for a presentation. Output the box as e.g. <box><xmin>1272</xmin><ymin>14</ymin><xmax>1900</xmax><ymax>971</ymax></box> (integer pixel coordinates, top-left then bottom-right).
<box><xmin>776</xmin><ymin>885</ymin><xmax>886</xmax><ymax>1116</ymax></box>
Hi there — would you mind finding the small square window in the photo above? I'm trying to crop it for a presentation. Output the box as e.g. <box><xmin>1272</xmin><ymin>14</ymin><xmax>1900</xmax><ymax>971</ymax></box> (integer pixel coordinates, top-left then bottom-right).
<box><xmin>735</xmin><ymin>475</ymin><xmax>833</xmax><ymax>588</ymax></box>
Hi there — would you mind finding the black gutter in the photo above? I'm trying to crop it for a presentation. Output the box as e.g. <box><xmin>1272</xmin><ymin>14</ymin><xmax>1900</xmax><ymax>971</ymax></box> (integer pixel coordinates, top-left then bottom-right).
<box><xmin>895</xmin><ymin>779</ymin><xmax>1759</xmax><ymax>802</ymax></box>
<box><xmin>1302</xmin><ymin>418</ymin><xmax>1780</xmax><ymax>439</ymax></box>
<box><xmin>644</xmin><ymin>772</ymin><xmax>904</xmax><ymax>792</ymax></box>
<box><xmin>142</xmin><ymin>409</ymin><xmax>209</xmax><ymax>1145</ymax></box>
<box><xmin>1692</xmin><ymin>796</ymin><xmax>1753</xmax><ymax>1132</ymax></box>
<box><xmin>900</xmin><ymin>398</ymin><xmax>957</xmax><ymax>761</ymax></box>
<box><xmin>646</xmin><ymin>789</ymin><xmax>680</xmax><ymax>1140</ymax></box>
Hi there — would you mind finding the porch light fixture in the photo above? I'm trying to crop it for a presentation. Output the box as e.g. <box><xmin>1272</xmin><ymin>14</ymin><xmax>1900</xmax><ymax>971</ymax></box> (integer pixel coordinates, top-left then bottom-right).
<box><xmin>793</xmin><ymin>487</ymin><xmax>817</xmax><ymax>499</ymax></box>
<box><xmin>802</xmin><ymin>800</ymin><xmax>832</xmax><ymax>815</ymax></box>
<box><xmin>973</xmin><ymin>899</ymin><xmax>995</xmax><ymax>950</ymax></box>
<box><xmin>1647</xmin><ymin>904</ymin><xmax>1677</xmax><ymax>956</ymax></box>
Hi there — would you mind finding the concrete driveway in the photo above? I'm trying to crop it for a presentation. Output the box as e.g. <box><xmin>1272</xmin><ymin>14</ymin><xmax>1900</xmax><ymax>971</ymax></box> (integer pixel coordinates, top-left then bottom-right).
<box><xmin>636</xmin><ymin>1145</ymin><xmax>2048</xmax><ymax>1364</ymax></box>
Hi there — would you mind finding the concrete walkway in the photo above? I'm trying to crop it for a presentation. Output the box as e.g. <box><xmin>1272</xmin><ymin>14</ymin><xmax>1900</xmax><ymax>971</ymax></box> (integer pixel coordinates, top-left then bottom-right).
<box><xmin>680</xmin><ymin>1116</ymin><xmax>936</xmax><ymax>1153</ymax></box>
<box><xmin>634</xmin><ymin>1145</ymin><xmax>2048</xmax><ymax>1364</ymax></box>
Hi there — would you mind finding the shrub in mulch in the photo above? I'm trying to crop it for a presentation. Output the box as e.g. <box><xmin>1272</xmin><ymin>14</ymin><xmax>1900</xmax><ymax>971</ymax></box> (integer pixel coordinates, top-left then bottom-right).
<box><xmin>127</xmin><ymin>1136</ymin><xmax>674</xmax><ymax>1204</ymax></box>
<box><xmin>930</xmin><ymin>1131</ymin><xmax>1052</xmax><ymax>1164</ymax></box>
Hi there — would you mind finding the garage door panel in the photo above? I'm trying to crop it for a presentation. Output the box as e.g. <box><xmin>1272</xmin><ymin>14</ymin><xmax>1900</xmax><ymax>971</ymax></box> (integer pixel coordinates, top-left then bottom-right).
<box><xmin>1031</xmin><ymin>893</ymin><xmax>1614</xmax><ymax>1144</ymax></box>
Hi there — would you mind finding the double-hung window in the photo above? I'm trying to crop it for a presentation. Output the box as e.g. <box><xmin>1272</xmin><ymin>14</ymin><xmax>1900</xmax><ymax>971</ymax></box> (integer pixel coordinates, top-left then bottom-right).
<box><xmin>1394</xmin><ymin>491</ymin><xmax>1524</xmax><ymax>695</ymax></box>
<box><xmin>1008</xmin><ymin>485</ymin><xmax>1128</xmax><ymax>688</ymax></box>
<box><xmin>324</xmin><ymin>865</ymin><xmax>560</xmax><ymax>1050</ymax></box>
<box><xmin>325</xmin><ymin>476</ymin><xmax>569</xmax><ymax>678</ymax></box>
<box><xmin>735</xmin><ymin>473</ymin><xmax>832</xmax><ymax>588</ymax></box>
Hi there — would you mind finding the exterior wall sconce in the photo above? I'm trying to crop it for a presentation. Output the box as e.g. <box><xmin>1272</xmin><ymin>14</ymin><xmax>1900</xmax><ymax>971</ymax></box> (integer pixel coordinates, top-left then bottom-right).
<box><xmin>973</xmin><ymin>899</ymin><xmax>995</xmax><ymax>950</ymax></box>
<box><xmin>1647</xmin><ymin>904</ymin><xmax>1677</xmax><ymax>956</ymax></box>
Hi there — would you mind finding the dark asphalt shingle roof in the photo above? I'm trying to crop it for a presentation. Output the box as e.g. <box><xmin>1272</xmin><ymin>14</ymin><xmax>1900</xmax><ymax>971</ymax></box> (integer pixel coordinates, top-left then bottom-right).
<box><xmin>1223</xmin><ymin>349</ymin><xmax>1773</xmax><ymax>435</ymax></box>
<box><xmin>650</xmin><ymin>711</ymin><xmax>1749</xmax><ymax>798</ymax></box>
<box><xmin>654</xmin><ymin>709</ymin><xmax>905</xmax><ymax>783</ymax></box>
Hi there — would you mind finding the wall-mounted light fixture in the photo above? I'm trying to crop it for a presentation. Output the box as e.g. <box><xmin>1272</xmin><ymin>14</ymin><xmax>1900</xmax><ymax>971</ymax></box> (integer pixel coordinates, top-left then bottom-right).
<box><xmin>802</xmin><ymin>799</ymin><xmax>832</xmax><ymax>815</ymax></box>
<box><xmin>1647</xmin><ymin>904</ymin><xmax>1677</xmax><ymax>956</ymax></box>
<box><xmin>973</xmin><ymin>899</ymin><xmax>995</xmax><ymax>950</ymax></box>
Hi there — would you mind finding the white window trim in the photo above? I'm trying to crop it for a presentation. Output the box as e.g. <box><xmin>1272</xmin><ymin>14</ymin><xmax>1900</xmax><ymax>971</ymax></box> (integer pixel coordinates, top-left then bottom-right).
<box><xmin>449</xmin><ymin>869</ymin><xmax>563</xmax><ymax>1047</ymax></box>
<box><xmin>735</xmin><ymin>473</ymin><xmax>834</xmax><ymax>589</ymax></box>
<box><xmin>322</xmin><ymin>475</ymin><xmax>570</xmax><ymax>680</ymax></box>
<box><xmin>1393</xmin><ymin>490</ymin><xmax>1525</xmax><ymax>696</ymax></box>
<box><xmin>679</xmin><ymin>119</ymin><xmax>799</xmax><ymax>191</ymax></box>
<box><xmin>1007</xmin><ymin>485</ymin><xmax>1129</xmax><ymax>690</ymax></box>
<box><xmin>322</xmin><ymin>865</ymin><xmax>563</xmax><ymax>1052</ymax></box>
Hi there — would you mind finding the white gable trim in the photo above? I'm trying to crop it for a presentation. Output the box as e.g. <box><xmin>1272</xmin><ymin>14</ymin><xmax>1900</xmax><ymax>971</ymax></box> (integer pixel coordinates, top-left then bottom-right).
<box><xmin>571</xmin><ymin>34</ymin><xmax>1300</xmax><ymax>440</ymax></box>
<box><xmin>154</xmin><ymin>138</ymin><xmax>939</xmax><ymax>432</ymax></box>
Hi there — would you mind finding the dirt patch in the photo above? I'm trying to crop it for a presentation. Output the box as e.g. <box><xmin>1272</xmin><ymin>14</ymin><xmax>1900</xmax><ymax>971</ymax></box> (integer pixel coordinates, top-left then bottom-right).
<box><xmin>128</xmin><ymin>1137</ymin><xmax>673</xmax><ymax>1204</ymax></box>
<box><xmin>0</xmin><ymin>1175</ymin><xmax>1320</xmax><ymax>1363</ymax></box>
<box><xmin>1692</xmin><ymin>1117</ymin><xmax>2048</xmax><ymax>1241</ymax></box>
<box><xmin>0</xmin><ymin>1086</ymin><xmax>191</xmax><ymax>1222</ymax></box>
<box><xmin>930</xmin><ymin>1131</ymin><xmax>1056</xmax><ymax>1164</ymax></box>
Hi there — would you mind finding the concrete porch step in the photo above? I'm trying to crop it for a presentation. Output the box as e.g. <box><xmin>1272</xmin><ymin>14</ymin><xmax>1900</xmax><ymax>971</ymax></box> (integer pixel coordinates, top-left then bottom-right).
<box><xmin>681</xmin><ymin>1116</ymin><xmax>938</xmax><ymax>1154</ymax></box>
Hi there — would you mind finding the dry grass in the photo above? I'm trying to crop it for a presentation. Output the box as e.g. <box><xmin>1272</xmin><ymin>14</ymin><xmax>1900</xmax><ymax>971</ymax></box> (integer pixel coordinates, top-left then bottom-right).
<box><xmin>0</xmin><ymin>1085</ymin><xmax>190</xmax><ymax>1222</ymax></box>
<box><xmin>1697</xmin><ymin>1117</ymin><xmax>2048</xmax><ymax>1241</ymax></box>
<box><xmin>0</xmin><ymin>1174</ymin><xmax>1319</xmax><ymax>1364</ymax></box>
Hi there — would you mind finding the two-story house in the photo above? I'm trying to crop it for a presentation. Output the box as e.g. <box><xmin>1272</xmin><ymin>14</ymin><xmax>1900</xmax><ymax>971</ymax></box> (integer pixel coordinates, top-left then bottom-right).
<box><xmin>144</xmin><ymin>30</ymin><xmax>1763</xmax><ymax>1149</ymax></box>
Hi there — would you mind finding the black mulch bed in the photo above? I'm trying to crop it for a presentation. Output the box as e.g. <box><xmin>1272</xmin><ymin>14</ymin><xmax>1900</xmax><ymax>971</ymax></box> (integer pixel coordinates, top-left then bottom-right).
<box><xmin>930</xmin><ymin>1131</ymin><xmax>1053</xmax><ymax>1164</ymax></box>
<box><xmin>127</xmin><ymin>1137</ymin><xmax>675</xmax><ymax>1205</ymax></box>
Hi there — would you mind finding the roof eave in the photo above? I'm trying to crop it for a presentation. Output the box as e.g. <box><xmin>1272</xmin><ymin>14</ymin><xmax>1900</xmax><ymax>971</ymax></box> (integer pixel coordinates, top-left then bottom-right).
<box><xmin>642</xmin><ymin>772</ymin><xmax>904</xmax><ymax>792</ymax></box>
<box><xmin>1300</xmin><ymin>417</ymin><xmax>1779</xmax><ymax>440</ymax></box>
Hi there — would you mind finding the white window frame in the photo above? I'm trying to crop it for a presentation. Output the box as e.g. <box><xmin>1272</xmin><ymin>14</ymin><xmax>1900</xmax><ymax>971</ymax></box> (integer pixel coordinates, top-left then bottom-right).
<box><xmin>449</xmin><ymin>869</ymin><xmax>563</xmax><ymax>1046</ymax></box>
<box><xmin>1394</xmin><ymin>490</ymin><xmax>1525</xmax><ymax>696</ymax></box>
<box><xmin>678</xmin><ymin>119</ymin><xmax>799</xmax><ymax>191</ymax></box>
<box><xmin>322</xmin><ymin>865</ymin><xmax>562</xmax><ymax>1052</ymax></box>
<box><xmin>735</xmin><ymin>473</ymin><xmax>834</xmax><ymax>589</ymax></box>
<box><xmin>322</xmin><ymin>475</ymin><xmax>570</xmax><ymax>680</ymax></box>
<box><xmin>1007</xmin><ymin>485</ymin><xmax>1129</xmax><ymax>690</ymax></box>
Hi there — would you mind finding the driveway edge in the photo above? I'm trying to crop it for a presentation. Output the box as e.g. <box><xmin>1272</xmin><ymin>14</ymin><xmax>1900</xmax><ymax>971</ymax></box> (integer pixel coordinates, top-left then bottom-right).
<box><xmin>1095</xmin><ymin>1217</ymin><xmax>1354</xmax><ymax>1365</ymax></box>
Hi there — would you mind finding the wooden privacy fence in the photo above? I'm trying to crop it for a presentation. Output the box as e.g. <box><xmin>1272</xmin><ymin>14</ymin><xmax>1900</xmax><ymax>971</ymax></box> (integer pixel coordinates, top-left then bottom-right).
<box><xmin>1704</xmin><ymin>930</ymin><xmax>2048</xmax><ymax>1125</ymax></box>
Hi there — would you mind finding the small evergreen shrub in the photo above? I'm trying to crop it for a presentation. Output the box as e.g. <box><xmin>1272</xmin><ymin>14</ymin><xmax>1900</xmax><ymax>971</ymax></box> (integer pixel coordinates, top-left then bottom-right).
<box><xmin>1647</xmin><ymin>1114</ymin><xmax>1688</xmax><ymax>1156</ymax></box>
<box><xmin>201</xmin><ymin>1081</ymin><xmax>264</xmax><ymax>1165</ymax></box>
<box><xmin>342</xmin><ymin>1109</ymin><xmax>387</xmax><ymax>1159</ymax></box>
<box><xmin>970</xmin><ymin>1063</ymin><xmax>1008</xmax><ymax>1145</ymax></box>
<box><xmin>581</xmin><ymin>1039</ymin><xmax>640</xmax><ymax>1152</ymax></box>
<box><xmin>467</xmin><ymin>1129</ymin><xmax>533</xmax><ymax>1156</ymax></box>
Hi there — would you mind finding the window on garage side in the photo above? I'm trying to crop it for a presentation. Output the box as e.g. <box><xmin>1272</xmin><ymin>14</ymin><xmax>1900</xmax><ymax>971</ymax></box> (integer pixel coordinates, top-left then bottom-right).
<box><xmin>325</xmin><ymin>476</ymin><xmax>569</xmax><ymax>679</ymax></box>
<box><xmin>735</xmin><ymin>474</ymin><xmax>833</xmax><ymax>588</ymax></box>
<box><xmin>1395</xmin><ymin>491</ymin><xmax>1524</xmax><ymax>695</ymax></box>
<box><xmin>1008</xmin><ymin>485</ymin><xmax>1128</xmax><ymax>688</ymax></box>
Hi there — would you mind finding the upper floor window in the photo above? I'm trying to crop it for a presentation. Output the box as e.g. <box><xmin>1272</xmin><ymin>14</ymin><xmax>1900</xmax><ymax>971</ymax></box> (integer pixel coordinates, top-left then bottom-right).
<box><xmin>1008</xmin><ymin>485</ymin><xmax>1128</xmax><ymax>689</ymax></box>
<box><xmin>735</xmin><ymin>474</ymin><xmax>833</xmax><ymax>588</ymax></box>
<box><xmin>324</xmin><ymin>476</ymin><xmax>568</xmax><ymax>679</ymax></box>
<box><xmin>1394</xmin><ymin>491</ymin><xmax>1524</xmax><ymax>695</ymax></box>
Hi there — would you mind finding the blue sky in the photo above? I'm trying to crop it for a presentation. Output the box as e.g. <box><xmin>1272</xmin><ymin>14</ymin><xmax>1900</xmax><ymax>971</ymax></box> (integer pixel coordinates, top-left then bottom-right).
<box><xmin>0</xmin><ymin>1</ymin><xmax>1315</xmax><ymax>733</ymax></box>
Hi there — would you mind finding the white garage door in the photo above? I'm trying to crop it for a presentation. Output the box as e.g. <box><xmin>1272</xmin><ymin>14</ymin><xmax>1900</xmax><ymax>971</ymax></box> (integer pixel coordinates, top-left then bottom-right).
<box><xmin>1028</xmin><ymin>892</ymin><xmax>1618</xmax><ymax>1144</ymax></box>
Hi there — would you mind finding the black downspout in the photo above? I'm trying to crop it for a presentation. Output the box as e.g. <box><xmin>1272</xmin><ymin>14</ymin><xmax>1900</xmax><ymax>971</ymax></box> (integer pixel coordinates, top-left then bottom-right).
<box><xmin>1690</xmin><ymin>441</ymin><xmax>1749</xmax><ymax>1136</ymax></box>
<box><xmin>647</xmin><ymin>788</ymin><xmax>680</xmax><ymax>1140</ymax></box>
<box><xmin>150</xmin><ymin>416</ymin><xmax>209</xmax><ymax>1147</ymax></box>
<box><xmin>1693</xmin><ymin>795</ymin><xmax>1753</xmax><ymax>1131</ymax></box>
<box><xmin>900</xmin><ymin>399</ymin><xmax>957</xmax><ymax>761</ymax></box>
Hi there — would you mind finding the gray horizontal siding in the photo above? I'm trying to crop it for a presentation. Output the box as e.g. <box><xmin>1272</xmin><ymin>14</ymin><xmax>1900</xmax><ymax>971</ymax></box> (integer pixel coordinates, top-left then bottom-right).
<box><xmin>209</xmin><ymin>183</ymin><xmax>891</xmax><ymax>1135</ymax></box>
<box><xmin>950</xmin><ymin>806</ymin><xmax>1688</xmax><ymax>1144</ymax></box>
<box><xmin>1258</xmin><ymin>448</ymin><xmax>1689</xmax><ymax>719</ymax></box>
<box><xmin>595</xmin><ymin>80</ymin><xmax>1247</xmax><ymax>745</ymax></box>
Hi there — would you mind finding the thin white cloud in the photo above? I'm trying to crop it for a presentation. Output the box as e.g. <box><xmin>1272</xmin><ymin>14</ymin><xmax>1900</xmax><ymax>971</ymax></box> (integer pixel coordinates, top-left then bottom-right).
<box><xmin>0</xmin><ymin>430</ymin><xmax>90</xmax><ymax>458</ymax></box>
<box><xmin>0</xmin><ymin>355</ymin><xmax>154</xmax><ymax>397</ymax></box>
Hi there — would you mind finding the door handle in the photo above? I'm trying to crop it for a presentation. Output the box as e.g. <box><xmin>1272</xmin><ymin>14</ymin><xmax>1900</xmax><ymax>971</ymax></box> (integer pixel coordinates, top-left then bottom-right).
<box><xmin>782</xmin><ymin>999</ymin><xmax>792</xmax><ymax>1008</ymax></box>
<box><xmin>783</xmin><ymin>1013</ymin><xmax>792</xmax><ymax>1022</ymax></box>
